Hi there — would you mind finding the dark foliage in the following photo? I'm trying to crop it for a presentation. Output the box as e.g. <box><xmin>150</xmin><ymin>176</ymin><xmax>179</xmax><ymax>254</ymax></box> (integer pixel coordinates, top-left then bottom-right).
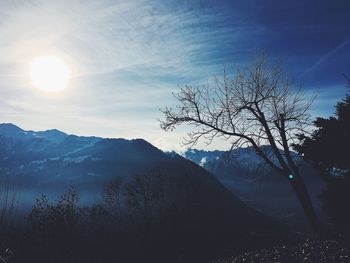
<box><xmin>295</xmin><ymin>77</ymin><xmax>350</xmax><ymax>237</ymax></box>
<box><xmin>25</xmin><ymin>186</ymin><xmax>88</xmax><ymax>263</ymax></box>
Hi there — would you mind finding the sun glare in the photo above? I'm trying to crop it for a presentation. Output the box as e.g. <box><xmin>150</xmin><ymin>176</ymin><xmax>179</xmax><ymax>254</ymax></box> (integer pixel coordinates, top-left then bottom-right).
<box><xmin>29</xmin><ymin>56</ymin><xmax>71</xmax><ymax>92</ymax></box>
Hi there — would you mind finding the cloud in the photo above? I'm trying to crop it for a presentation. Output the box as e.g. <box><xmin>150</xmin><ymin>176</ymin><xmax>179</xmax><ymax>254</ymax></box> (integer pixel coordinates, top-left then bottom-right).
<box><xmin>200</xmin><ymin>157</ymin><xmax>207</xmax><ymax>166</ymax></box>
<box><xmin>0</xmin><ymin>0</ymin><xmax>246</xmax><ymax>150</ymax></box>
<box><xmin>0</xmin><ymin>0</ymin><xmax>262</xmax><ymax>80</ymax></box>
<box><xmin>0</xmin><ymin>0</ymin><xmax>349</xmax><ymax>151</ymax></box>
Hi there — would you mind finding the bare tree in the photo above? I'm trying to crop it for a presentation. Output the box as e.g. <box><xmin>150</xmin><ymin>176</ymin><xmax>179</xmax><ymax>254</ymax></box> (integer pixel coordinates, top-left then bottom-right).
<box><xmin>160</xmin><ymin>53</ymin><xmax>321</xmax><ymax>233</ymax></box>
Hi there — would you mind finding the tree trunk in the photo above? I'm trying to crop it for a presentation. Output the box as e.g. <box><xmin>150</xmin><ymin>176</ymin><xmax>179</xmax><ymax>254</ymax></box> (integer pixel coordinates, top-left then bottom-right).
<box><xmin>277</xmin><ymin>115</ymin><xmax>323</xmax><ymax>234</ymax></box>
<box><xmin>288</xmin><ymin>173</ymin><xmax>322</xmax><ymax>234</ymax></box>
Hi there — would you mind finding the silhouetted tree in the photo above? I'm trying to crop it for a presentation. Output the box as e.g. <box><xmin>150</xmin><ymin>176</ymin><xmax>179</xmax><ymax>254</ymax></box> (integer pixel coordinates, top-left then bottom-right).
<box><xmin>295</xmin><ymin>75</ymin><xmax>350</xmax><ymax>237</ymax></box>
<box><xmin>27</xmin><ymin>186</ymin><xmax>86</xmax><ymax>262</ymax></box>
<box><xmin>161</xmin><ymin>53</ymin><xmax>321</xmax><ymax>233</ymax></box>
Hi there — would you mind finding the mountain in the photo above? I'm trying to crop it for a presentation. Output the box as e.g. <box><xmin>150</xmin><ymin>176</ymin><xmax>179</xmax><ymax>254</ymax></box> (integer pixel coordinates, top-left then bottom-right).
<box><xmin>0</xmin><ymin>123</ymin><xmax>280</xmax><ymax>240</ymax></box>
<box><xmin>0</xmin><ymin>123</ymin><xmax>170</xmax><ymax>187</ymax></box>
<box><xmin>183</xmin><ymin>147</ymin><xmax>326</xmax><ymax>226</ymax></box>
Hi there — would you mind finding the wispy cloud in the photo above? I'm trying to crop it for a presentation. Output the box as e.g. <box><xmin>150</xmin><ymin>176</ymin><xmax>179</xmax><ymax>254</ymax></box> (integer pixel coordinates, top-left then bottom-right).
<box><xmin>0</xmin><ymin>0</ymin><xmax>246</xmax><ymax>146</ymax></box>
<box><xmin>0</xmin><ymin>0</ymin><xmax>349</xmax><ymax>150</ymax></box>
<box><xmin>299</xmin><ymin>37</ymin><xmax>350</xmax><ymax>79</ymax></box>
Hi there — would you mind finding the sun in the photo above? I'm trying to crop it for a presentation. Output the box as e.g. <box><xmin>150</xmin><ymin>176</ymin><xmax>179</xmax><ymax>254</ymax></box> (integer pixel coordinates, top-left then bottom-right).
<box><xmin>29</xmin><ymin>56</ymin><xmax>71</xmax><ymax>92</ymax></box>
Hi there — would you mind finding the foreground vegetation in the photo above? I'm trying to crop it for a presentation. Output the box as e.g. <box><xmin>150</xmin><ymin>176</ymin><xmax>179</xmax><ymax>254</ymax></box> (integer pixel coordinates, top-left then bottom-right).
<box><xmin>216</xmin><ymin>239</ymin><xmax>350</xmax><ymax>263</ymax></box>
<box><xmin>0</xmin><ymin>170</ymin><xmax>288</xmax><ymax>263</ymax></box>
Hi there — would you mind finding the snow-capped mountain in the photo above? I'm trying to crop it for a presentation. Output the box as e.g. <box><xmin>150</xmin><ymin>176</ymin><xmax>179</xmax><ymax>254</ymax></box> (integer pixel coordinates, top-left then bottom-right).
<box><xmin>0</xmin><ymin>123</ymin><xmax>101</xmax><ymax>158</ymax></box>
<box><xmin>0</xmin><ymin>123</ymin><xmax>175</xmax><ymax>188</ymax></box>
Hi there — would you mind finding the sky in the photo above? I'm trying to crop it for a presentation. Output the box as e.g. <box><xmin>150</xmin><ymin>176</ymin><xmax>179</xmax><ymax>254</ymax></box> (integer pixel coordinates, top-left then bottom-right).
<box><xmin>0</xmin><ymin>0</ymin><xmax>349</xmax><ymax>152</ymax></box>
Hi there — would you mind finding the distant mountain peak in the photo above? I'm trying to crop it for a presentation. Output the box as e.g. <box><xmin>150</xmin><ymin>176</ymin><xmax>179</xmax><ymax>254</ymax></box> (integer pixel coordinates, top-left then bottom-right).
<box><xmin>42</xmin><ymin>128</ymin><xmax>66</xmax><ymax>134</ymax></box>
<box><xmin>0</xmin><ymin>123</ymin><xmax>70</xmax><ymax>143</ymax></box>
<box><xmin>0</xmin><ymin>123</ymin><xmax>23</xmax><ymax>131</ymax></box>
<box><xmin>0</xmin><ymin>123</ymin><xmax>26</xmax><ymax>138</ymax></box>
<box><xmin>35</xmin><ymin>129</ymin><xmax>68</xmax><ymax>143</ymax></box>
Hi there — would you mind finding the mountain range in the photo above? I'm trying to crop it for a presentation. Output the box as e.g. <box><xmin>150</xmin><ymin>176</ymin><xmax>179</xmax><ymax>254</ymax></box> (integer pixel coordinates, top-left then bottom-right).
<box><xmin>0</xmin><ymin>123</ymin><xmax>175</xmax><ymax>187</ymax></box>
<box><xmin>0</xmin><ymin>123</ymin><xmax>275</xmax><ymax>237</ymax></box>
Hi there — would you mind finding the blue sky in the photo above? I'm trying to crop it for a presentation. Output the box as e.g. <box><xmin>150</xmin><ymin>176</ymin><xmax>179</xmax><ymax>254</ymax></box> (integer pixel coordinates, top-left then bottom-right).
<box><xmin>0</xmin><ymin>0</ymin><xmax>349</xmax><ymax>151</ymax></box>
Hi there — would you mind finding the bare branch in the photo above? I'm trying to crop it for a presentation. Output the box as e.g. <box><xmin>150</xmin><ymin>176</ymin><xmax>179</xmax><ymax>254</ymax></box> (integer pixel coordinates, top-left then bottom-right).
<box><xmin>160</xmin><ymin>53</ymin><xmax>315</xmax><ymax>178</ymax></box>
